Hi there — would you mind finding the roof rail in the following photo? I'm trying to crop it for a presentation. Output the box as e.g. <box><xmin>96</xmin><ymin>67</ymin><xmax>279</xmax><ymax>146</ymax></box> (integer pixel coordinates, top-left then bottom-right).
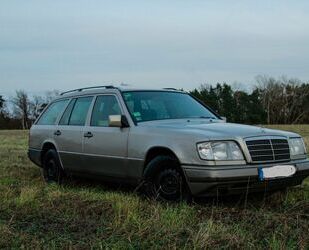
<box><xmin>163</xmin><ymin>88</ymin><xmax>180</xmax><ymax>91</ymax></box>
<box><xmin>60</xmin><ymin>85</ymin><xmax>117</xmax><ymax>96</ymax></box>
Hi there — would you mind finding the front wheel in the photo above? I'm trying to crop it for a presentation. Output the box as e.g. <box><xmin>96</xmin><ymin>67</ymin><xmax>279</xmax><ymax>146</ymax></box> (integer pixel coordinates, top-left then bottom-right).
<box><xmin>42</xmin><ymin>149</ymin><xmax>64</xmax><ymax>184</ymax></box>
<box><xmin>145</xmin><ymin>156</ymin><xmax>191</xmax><ymax>202</ymax></box>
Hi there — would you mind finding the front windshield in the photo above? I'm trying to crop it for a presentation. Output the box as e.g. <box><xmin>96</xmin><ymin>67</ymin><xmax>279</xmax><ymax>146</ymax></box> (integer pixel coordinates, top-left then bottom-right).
<box><xmin>122</xmin><ymin>91</ymin><xmax>218</xmax><ymax>123</ymax></box>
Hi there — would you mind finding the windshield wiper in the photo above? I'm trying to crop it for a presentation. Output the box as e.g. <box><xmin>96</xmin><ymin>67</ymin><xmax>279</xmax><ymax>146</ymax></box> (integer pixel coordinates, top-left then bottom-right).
<box><xmin>186</xmin><ymin>116</ymin><xmax>216</xmax><ymax>119</ymax></box>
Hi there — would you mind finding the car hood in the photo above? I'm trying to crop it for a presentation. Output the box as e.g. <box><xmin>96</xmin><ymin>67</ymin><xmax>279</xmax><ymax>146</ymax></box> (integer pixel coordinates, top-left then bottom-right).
<box><xmin>139</xmin><ymin>119</ymin><xmax>299</xmax><ymax>139</ymax></box>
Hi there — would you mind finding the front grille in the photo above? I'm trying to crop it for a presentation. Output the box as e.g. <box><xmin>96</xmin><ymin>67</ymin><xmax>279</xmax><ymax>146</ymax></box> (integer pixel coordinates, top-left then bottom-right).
<box><xmin>246</xmin><ymin>138</ymin><xmax>290</xmax><ymax>163</ymax></box>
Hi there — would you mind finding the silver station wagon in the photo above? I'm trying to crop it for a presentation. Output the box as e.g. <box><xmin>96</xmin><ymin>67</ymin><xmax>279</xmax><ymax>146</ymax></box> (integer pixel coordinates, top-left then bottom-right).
<box><xmin>28</xmin><ymin>86</ymin><xmax>309</xmax><ymax>201</ymax></box>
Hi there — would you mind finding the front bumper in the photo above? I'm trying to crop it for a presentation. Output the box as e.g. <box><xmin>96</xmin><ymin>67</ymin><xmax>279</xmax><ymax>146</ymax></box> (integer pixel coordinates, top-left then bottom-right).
<box><xmin>182</xmin><ymin>158</ymin><xmax>309</xmax><ymax>197</ymax></box>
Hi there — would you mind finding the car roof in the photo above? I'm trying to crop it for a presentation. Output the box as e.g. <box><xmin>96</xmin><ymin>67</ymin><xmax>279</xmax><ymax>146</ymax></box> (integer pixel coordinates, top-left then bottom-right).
<box><xmin>54</xmin><ymin>86</ymin><xmax>185</xmax><ymax>100</ymax></box>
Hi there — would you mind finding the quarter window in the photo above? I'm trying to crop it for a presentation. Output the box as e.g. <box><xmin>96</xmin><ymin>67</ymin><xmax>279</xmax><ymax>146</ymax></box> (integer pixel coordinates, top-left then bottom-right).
<box><xmin>91</xmin><ymin>95</ymin><xmax>121</xmax><ymax>127</ymax></box>
<box><xmin>68</xmin><ymin>97</ymin><xmax>93</xmax><ymax>126</ymax></box>
<box><xmin>37</xmin><ymin>99</ymin><xmax>69</xmax><ymax>125</ymax></box>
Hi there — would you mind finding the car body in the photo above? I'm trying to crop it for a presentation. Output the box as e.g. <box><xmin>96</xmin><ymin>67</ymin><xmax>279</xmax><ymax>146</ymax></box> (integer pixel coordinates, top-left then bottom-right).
<box><xmin>28</xmin><ymin>86</ymin><xmax>309</xmax><ymax>200</ymax></box>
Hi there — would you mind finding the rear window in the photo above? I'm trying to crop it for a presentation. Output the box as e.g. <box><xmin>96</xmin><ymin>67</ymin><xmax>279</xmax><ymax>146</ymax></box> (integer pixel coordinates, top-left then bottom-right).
<box><xmin>37</xmin><ymin>99</ymin><xmax>69</xmax><ymax>125</ymax></box>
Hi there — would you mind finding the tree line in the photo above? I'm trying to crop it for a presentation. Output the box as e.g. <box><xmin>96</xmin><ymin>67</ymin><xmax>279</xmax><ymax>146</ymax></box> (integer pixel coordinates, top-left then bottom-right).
<box><xmin>190</xmin><ymin>75</ymin><xmax>309</xmax><ymax>124</ymax></box>
<box><xmin>0</xmin><ymin>90</ymin><xmax>59</xmax><ymax>129</ymax></box>
<box><xmin>0</xmin><ymin>76</ymin><xmax>308</xmax><ymax>129</ymax></box>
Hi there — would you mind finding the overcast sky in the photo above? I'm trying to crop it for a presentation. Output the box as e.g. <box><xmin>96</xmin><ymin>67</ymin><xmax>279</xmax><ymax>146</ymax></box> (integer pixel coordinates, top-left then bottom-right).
<box><xmin>1</xmin><ymin>0</ymin><xmax>309</xmax><ymax>96</ymax></box>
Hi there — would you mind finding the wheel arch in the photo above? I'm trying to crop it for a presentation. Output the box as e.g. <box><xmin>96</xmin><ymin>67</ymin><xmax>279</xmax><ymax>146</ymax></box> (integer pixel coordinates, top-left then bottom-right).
<box><xmin>40</xmin><ymin>141</ymin><xmax>64</xmax><ymax>169</ymax></box>
<box><xmin>143</xmin><ymin>146</ymin><xmax>183</xmax><ymax>178</ymax></box>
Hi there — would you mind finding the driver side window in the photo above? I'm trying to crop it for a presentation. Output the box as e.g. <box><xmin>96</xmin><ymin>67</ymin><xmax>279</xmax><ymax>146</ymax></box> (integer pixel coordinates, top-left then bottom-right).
<box><xmin>91</xmin><ymin>95</ymin><xmax>121</xmax><ymax>127</ymax></box>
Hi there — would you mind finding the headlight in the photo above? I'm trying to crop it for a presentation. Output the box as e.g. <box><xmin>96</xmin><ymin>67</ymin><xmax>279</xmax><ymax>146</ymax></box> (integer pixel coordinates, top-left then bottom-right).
<box><xmin>289</xmin><ymin>138</ymin><xmax>306</xmax><ymax>156</ymax></box>
<box><xmin>197</xmin><ymin>141</ymin><xmax>244</xmax><ymax>160</ymax></box>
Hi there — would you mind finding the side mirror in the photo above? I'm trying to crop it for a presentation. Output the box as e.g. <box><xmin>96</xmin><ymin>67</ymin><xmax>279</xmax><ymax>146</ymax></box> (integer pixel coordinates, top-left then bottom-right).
<box><xmin>108</xmin><ymin>115</ymin><xmax>130</xmax><ymax>128</ymax></box>
<box><xmin>221</xmin><ymin>116</ymin><xmax>227</xmax><ymax>122</ymax></box>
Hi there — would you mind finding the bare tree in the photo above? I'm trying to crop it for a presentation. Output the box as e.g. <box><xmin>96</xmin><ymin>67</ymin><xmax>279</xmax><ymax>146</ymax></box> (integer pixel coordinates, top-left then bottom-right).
<box><xmin>29</xmin><ymin>95</ymin><xmax>45</xmax><ymax>121</ymax></box>
<box><xmin>28</xmin><ymin>90</ymin><xmax>60</xmax><ymax>121</ymax></box>
<box><xmin>11</xmin><ymin>90</ymin><xmax>31</xmax><ymax>129</ymax></box>
<box><xmin>255</xmin><ymin>75</ymin><xmax>309</xmax><ymax>124</ymax></box>
<box><xmin>45</xmin><ymin>90</ymin><xmax>60</xmax><ymax>103</ymax></box>
<box><xmin>0</xmin><ymin>95</ymin><xmax>5</xmax><ymax>113</ymax></box>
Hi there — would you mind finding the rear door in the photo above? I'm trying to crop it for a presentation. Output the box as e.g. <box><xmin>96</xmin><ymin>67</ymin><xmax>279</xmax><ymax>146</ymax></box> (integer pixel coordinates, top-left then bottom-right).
<box><xmin>54</xmin><ymin>96</ymin><xmax>93</xmax><ymax>172</ymax></box>
<box><xmin>82</xmin><ymin>94</ymin><xmax>129</xmax><ymax>178</ymax></box>
<box><xmin>31</xmin><ymin>98</ymin><xmax>70</xmax><ymax>151</ymax></box>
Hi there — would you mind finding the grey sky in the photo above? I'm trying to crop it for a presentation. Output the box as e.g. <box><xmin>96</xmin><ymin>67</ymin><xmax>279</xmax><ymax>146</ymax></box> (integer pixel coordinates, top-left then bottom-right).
<box><xmin>1</xmin><ymin>0</ymin><xmax>309</xmax><ymax>96</ymax></box>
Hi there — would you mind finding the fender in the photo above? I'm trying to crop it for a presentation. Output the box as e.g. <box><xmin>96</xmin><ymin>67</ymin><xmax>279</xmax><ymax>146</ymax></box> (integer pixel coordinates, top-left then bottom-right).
<box><xmin>41</xmin><ymin>139</ymin><xmax>65</xmax><ymax>170</ymax></box>
<box><xmin>143</xmin><ymin>154</ymin><xmax>179</xmax><ymax>179</ymax></box>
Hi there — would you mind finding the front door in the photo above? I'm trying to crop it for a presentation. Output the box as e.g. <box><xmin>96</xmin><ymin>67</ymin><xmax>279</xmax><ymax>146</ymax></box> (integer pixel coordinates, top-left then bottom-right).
<box><xmin>82</xmin><ymin>95</ymin><xmax>129</xmax><ymax>178</ymax></box>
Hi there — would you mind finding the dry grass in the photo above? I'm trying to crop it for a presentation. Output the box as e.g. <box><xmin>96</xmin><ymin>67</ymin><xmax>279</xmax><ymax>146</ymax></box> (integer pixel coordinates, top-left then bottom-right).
<box><xmin>0</xmin><ymin>126</ymin><xmax>308</xmax><ymax>249</ymax></box>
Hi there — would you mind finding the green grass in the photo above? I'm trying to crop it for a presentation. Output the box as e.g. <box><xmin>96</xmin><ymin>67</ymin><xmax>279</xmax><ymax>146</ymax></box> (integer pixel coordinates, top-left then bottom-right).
<box><xmin>0</xmin><ymin>127</ymin><xmax>308</xmax><ymax>249</ymax></box>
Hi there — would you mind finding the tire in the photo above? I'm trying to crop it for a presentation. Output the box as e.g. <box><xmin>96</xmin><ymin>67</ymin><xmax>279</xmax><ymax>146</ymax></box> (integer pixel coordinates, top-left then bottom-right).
<box><xmin>144</xmin><ymin>156</ymin><xmax>191</xmax><ymax>202</ymax></box>
<box><xmin>42</xmin><ymin>149</ymin><xmax>64</xmax><ymax>184</ymax></box>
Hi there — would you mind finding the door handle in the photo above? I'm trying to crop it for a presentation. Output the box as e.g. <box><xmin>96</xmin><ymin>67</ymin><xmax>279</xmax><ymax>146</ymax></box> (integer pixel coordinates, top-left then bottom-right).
<box><xmin>54</xmin><ymin>130</ymin><xmax>61</xmax><ymax>136</ymax></box>
<box><xmin>84</xmin><ymin>132</ymin><xmax>93</xmax><ymax>138</ymax></box>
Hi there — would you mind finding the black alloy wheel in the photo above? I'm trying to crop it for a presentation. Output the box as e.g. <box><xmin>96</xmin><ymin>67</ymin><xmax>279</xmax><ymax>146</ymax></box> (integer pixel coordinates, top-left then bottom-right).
<box><xmin>43</xmin><ymin>149</ymin><xmax>64</xmax><ymax>184</ymax></box>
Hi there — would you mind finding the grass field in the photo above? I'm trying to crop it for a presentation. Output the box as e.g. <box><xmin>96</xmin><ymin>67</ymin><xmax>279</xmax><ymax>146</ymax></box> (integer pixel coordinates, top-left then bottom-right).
<box><xmin>0</xmin><ymin>125</ymin><xmax>308</xmax><ymax>249</ymax></box>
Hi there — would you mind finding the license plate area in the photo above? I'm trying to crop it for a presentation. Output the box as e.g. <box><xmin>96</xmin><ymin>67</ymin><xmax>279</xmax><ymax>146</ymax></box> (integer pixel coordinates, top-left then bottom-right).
<box><xmin>258</xmin><ymin>165</ymin><xmax>296</xmax><ymax>181</ymax></box>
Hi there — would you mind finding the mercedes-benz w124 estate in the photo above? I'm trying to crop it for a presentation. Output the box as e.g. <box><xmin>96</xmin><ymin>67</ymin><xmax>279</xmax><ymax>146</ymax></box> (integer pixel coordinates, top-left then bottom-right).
<box><xmin>28</xmin><ymin>86</ymin><xmax>309</xmax><ymax>201</ymax></box>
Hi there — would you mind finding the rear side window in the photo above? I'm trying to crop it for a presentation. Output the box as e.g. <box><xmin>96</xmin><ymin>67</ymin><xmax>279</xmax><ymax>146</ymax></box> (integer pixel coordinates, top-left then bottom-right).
<box><xmin>37</xmin><ymin>99</ymin><xmax>69</xmax><ymax>125</ymax></box>
<box><xmin>91</xmin><ymin>95</ymin><xmax>121</xmax><ymax>127</ymax></box>
<box><xmin>59</xmin><ymin>99</ymin><xmax>76</xmax><ymax>125</ymax></box>
<box><xmin>68</xmin><ymin>97</ymin><xmax>93</xmax><ymax>126</ymax></box>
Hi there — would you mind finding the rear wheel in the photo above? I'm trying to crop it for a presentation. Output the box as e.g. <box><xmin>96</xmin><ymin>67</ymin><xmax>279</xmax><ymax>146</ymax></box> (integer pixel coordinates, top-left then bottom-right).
<box><xmin>42</xmin><ymin>149</ymin><xmax>64</xmax><ymax>184</ymax></box>
<box><xmin>144</xmin><ymin>156</ymin><xmax>191</xmax><ymax>202</ymax></box>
